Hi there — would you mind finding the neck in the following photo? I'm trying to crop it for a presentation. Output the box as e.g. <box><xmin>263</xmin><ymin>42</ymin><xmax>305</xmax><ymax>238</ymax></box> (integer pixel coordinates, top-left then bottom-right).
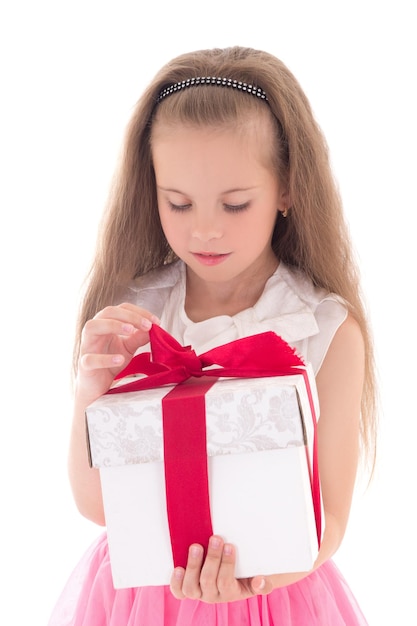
<box><xmin>184</xmin><ymin>255</ymin><xmax>279</xmax><ymax>322</ymax></box>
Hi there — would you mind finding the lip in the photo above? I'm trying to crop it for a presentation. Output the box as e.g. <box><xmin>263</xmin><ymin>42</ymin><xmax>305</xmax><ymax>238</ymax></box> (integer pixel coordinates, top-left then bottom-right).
<box><xmin>191</xmin><ymin>252</ymin><xmax>231</xmax><ymax>266</ymax></box>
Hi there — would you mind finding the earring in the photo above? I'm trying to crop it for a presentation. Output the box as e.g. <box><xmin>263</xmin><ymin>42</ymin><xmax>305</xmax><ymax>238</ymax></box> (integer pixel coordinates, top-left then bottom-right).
<box><xmin>282</xmin><ymin>208</ymin><xmax>288</xmax><ymax>218</ymax></box>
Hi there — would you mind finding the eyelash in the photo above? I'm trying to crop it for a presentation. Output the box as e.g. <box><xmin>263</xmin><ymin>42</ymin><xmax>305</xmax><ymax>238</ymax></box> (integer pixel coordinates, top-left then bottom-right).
<box><xmin>168</xmin><ymin>202</ymin><xmax>192</xmax><ymax>212</ymax></box>
<box><xmin>167</xmin><ymin>202</ymin><xmax>250</xmax><ymax>213</ymax></box>
<box><xmin>224</xmin><ymin>202</ymin><xmax>250</xmax><ymax>213</ymax></box>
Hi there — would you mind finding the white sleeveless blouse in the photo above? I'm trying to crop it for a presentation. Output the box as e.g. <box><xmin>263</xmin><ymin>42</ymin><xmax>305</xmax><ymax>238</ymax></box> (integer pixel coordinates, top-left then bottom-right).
<box><xmin>122</xmin><ymin>260</ymin><xmax>347</xmax><ymax>374</ymax></box>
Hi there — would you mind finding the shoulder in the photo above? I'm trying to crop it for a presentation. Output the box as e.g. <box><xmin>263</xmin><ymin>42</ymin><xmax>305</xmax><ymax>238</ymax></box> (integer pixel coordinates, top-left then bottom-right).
<box><xmin>276</xmin><ymin>264</ymin><xmax>349</xmax><ymax>373</ymax></box>
<box><xmin>278</xmin><ymin>263</ymin><xmax>346</xmax><ymax>316</ymax></box>
<box><xmin>279</xmin><ymin>262</ymin><xmax>348</xmax><ymax>337</ymax></box>
<box><xmin>116</xmin><ymin>261</ymin><xmax>184</xmax><ymax>316</ymax></box>
<box><xmin>132</xmin><ymin>260</ymin><xmax>183</xmax><ymax>291</ymax></box>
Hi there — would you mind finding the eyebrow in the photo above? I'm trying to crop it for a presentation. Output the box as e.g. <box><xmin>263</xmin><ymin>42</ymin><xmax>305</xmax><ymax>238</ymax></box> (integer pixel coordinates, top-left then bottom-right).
<box><xmin>156</xmin><ymin>186</ymin><xmax>258</xmax><ymax>194</ymax></box>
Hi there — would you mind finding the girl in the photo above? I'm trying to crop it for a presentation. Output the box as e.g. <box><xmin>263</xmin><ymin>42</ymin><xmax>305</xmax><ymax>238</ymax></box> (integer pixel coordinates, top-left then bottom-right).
<box><xmin>49</xmin><ymin>46</ymin><xmax>377</xmax><ymax>625</ymax></box>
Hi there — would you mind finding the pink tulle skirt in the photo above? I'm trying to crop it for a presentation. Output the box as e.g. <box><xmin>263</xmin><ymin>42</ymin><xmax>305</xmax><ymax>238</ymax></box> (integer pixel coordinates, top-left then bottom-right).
<box><xmin>48</xmin><ymin>533</ymin><xmax>368</xmax><ymax>626</ymax></box>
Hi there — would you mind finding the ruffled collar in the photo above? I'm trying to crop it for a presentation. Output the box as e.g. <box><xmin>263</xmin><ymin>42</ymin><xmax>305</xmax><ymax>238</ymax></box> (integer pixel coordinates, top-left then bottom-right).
<box><xmin>157</xmin><ymin>261</ymin><xmax>323</xmax><ymax>355</ymax></box>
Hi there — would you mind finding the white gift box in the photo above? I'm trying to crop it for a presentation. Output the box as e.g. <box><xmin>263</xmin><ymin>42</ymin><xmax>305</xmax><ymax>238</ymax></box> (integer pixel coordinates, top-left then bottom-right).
<box><xmin>86</xmin><ymin>369</ymin><xmax>321</xmax><ymax>588</ymax></box>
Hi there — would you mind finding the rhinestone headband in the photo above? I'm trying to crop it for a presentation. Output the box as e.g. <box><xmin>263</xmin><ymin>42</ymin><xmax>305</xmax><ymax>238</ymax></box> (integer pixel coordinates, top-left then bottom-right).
<box><xmin>156</xmin><ymin>76</ymin><xmax>268</xmax><ymax>104</ymax></box>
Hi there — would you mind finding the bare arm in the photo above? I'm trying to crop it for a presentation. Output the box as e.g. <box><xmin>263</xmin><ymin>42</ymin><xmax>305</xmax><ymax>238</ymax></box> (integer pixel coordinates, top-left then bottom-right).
<box><xmin>170</xmin><ymin>313</ymin><xmax>365</xmax><ymax>600</ymax></box>
<box><xmin>68</xmin><ymin>303</ymin><xmax>159</xmax><ymax>525</ymax></box>
<box><xmin>265</xmin><ymin>313</ymin><xmax>365</xmax><ymax>587</ymax></box>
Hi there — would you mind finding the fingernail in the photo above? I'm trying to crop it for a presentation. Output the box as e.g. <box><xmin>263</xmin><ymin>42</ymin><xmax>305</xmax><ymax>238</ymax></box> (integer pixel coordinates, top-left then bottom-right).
<box><xmin>258</xmin><ymin>578</ymin><xmax>266</xmax><ymax>590</ymax></box>
<box><xmin>112</xmin><ymin>355</ymin><xmax>124</xmax><ymax>365</ymax></box>
<box><xmin>210</xmin><ymin>537</ymin><xmax>221</xmax><ymax>549</ymax></box>
<box><xmin>223</xmin><ymin>544</ymin><xmax>233</xmax><ymax>556</ymax></box>
<box><xmin>174</xmin><ymin>568</ymin><xmax>184</xmax><ymax>580</ymax></box>
<box><xmin>190</xmin><ymin>545</ymin><xmax>202</xmax><ymax>558</ymax></box>
<box><xmin>140</xmin><ymin>318</ymin><xmax>152</xmax><ymax>330</ymax></box>
<box><xmin>151</xmin><ymin>315</ymin><xmax>161</xmax><ymax>325</ymax></box>
<box><xmin>121</xmin><ymin>323</ymin><xmax>135</xmax><ymax>333</ymax></box>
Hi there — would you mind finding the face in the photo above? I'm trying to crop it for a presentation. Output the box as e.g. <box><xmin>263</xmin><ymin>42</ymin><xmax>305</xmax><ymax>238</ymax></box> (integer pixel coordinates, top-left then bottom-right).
<box><xmin>152</xmin><ymin>120</ymin><xmax>288</xmax><ymax>291</ymax></box>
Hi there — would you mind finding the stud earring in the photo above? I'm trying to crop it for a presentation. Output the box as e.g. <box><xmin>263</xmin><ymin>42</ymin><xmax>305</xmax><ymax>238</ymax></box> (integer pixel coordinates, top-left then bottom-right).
<box><xmin>282</xmin><ymin>208</ymin><xmax>288</xmax><ymax>218</ymax></box>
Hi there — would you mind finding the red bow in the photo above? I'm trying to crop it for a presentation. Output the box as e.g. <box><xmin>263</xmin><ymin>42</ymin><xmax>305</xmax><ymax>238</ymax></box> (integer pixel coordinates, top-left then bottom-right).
<box><xmin>109</xmin><ymin>324</ymin><xmax>304</xmax><ymax>393</ymax></box>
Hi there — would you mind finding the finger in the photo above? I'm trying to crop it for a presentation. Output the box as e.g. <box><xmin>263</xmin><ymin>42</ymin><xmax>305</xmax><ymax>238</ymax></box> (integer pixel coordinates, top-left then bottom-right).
<box><xmin>80</xmin><ymin>318</ymin><xmax>150</xmax><ymax>359</ymax></box>
<box><xmin>199</xmin><ymin>535</ymin><xmax>224</xmax><ymax>600</ymax></box>
<box><xmin>170</xmin><ymin>568</ymin><xmax>186</xmax><ymax>599</ymax></box>
<box><xmin>118</xmin><ymin>302</ymin><xmax>160</xmax><ymax>325</ymax></box>
<box><xmin>81</xmin><ymin>318</ymin><xmax>137</xmax><ymax>350</ymax></box>
<box><xmin>181</xmin><ymin>544</ymin><xmax>205</xmax><ymax>599</ymax></box>
<box><xmin>94</xmin><ymin>303</ymin><xmax>160</xmax><ymax>327</ymax></box>
<box><xmin>83</xmin><ymin>317</ymin><xmax>148</xmax><ymax>341</ymax></box>
<box><xmin>250</xmin><ymin>575</ymin><xmax>272</xmax><ymax>596</ymax></box>
<box><xmin>80</xmin><ymin>352</ymin><xmax>126</xmax><ymax>371</ymax></box>
<box><xmin>215</xmin><ymin>542</ymin><xmax>239</xmax><ymax>598</ymax></box>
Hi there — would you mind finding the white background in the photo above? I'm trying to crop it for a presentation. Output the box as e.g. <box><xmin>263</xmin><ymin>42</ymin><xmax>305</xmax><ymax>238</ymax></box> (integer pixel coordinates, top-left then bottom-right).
<box><xmin>1</xmin><ymin>1</ymin><xmax>415</xmax><ymax>624</ymax></box>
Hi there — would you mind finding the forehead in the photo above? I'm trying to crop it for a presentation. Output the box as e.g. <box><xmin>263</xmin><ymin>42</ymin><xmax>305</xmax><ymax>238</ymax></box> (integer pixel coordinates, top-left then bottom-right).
<box><xmin>151</xmin><ymin>112</ymin><xmax>276</xmax><ymax>171</ymax></box>
<box><xmin>151</xmin><ymin>124</ymin><xmax>278</xmax><ymax>199</ymax></box>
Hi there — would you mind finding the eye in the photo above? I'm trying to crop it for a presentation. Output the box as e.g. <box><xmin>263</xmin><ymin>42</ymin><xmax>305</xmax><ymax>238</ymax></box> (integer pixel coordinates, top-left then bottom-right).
<box><xmin>224</xmin><ymin>202</ymin><xmax>250</xmax><ymax>213</ymax></box>
<box><xmin>168</xmin><ymin>201</ymin><xmax>192</xmax><ymax>212</ymax></box>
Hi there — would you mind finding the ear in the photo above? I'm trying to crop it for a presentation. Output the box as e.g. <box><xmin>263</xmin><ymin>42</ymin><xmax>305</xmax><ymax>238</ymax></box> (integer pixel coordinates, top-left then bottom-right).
<box><xmin>277</xmin><ymin>188</ymin><xmax>291</xmax><ymax>215</ymax></box>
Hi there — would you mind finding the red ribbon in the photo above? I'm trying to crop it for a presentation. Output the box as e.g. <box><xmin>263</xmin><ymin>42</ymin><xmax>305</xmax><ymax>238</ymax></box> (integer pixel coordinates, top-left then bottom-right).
<box><xmin>162</xmin><ymin>377</ymin><xmax>217</xmax><ymax>568</ymax></box>
<box><xmin>108</xmin><ymin>325</ymin><xmax>321</xmax><ymax>568</ymax></box>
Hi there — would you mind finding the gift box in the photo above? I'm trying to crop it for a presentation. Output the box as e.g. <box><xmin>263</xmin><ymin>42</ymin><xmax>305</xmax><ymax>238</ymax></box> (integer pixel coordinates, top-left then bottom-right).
<box><xmin>86</xmin><ymin>327</ymin><xmax>322</xmax><ymax>588</ymax></box>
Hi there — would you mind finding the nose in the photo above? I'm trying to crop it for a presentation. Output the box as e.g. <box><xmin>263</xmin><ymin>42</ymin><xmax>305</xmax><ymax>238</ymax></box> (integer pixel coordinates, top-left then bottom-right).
<box><xmin>191</xmin><ymin>207</ymin><xmax>223</xmax><ymax>242</ymax></box>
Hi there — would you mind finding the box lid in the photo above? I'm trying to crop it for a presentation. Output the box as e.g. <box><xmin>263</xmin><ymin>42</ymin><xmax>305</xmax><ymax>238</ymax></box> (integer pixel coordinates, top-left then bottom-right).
<box><xmin>86</xmin><ymin>370</ymin><xmax>317</xmax><ymax>470</ymax></box>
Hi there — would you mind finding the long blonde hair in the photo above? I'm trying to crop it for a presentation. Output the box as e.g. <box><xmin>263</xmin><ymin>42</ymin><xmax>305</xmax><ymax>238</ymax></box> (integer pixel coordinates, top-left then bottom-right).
<box><xmin>75</xmin><ymin>46</ymin><xmax>377</xmax><ymax>469</ymax></box>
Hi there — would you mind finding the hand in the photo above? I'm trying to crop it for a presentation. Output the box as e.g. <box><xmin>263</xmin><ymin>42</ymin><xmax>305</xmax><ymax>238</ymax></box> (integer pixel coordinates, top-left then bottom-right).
<box><xmin>170</xmin><ymin>535</ymin><xmax>273</xmax><ymax>603</ymax></box>
<box><xmin>76</xmin><ymin>302</ymin><xmax>159</xmax><ymax>404</ymax></box>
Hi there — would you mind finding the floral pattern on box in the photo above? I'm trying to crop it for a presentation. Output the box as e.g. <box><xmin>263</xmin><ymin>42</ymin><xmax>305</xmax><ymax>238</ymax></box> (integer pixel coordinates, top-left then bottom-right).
<box><xmin>87</xmin><ymin>377</ymin><xmax>306</xmax><ymax>469</ymax></box>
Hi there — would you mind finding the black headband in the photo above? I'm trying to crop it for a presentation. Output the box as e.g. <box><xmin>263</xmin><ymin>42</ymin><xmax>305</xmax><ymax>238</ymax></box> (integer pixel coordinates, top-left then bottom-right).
<box><xmin>156</xmin><ymin>76</ymin><xmax>268</xmax><ymax>104</ymax></box>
